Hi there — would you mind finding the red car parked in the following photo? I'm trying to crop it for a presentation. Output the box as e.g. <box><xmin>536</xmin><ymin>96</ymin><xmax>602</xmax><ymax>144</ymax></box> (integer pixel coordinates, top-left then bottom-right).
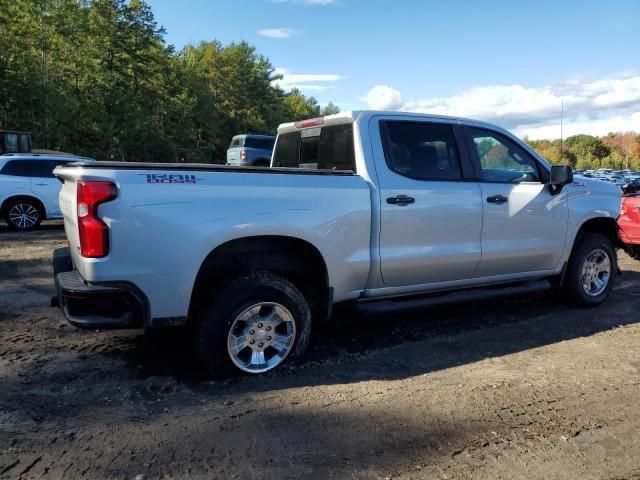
<box><xmin>619</xmin><ymin>195</ymin><xmax>640</xmax><ymax>259</ymax></box>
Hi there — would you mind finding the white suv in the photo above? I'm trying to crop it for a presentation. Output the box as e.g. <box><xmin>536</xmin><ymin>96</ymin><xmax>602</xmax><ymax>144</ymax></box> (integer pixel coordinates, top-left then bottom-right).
<box><xmin>0</xmin><ymin>154</ymin><xmax>95</xmax><ymax>230</ymax></box>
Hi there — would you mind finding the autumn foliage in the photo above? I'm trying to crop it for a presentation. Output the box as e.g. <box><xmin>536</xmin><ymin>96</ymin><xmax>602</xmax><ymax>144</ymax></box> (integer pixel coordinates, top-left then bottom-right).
<box><xmin>525</xmin><ymin>132</ymin><xmax>640</xmax><ymax>170</ymax></box>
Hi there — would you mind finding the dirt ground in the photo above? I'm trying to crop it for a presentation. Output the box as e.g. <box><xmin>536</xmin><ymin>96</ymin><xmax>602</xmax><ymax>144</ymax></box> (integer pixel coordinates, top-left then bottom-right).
<box><xmin>1</xmin><ymin>222</ymin><xmax>639</xmax><ymax>480</ymax></box>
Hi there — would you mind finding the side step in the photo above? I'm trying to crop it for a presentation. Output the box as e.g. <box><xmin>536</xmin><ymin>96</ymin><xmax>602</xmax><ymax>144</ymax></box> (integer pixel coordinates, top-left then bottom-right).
<box><xmin>357</xmin><ymin>280</ymin><xmax>551</xmax><ymax>315</ymax></box>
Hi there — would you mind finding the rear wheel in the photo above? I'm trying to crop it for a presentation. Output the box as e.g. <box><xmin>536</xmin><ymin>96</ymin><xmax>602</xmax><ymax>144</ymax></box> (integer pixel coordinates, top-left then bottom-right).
<box><xmin>3</xmin><ymin>198</ymin><xmax>43</xmax><ymax>230</ymax></box>
<box><xmin>196</xmin><ymin>271</ymin><xmax>311</xmax><ymax>376</ymax></box>
<box><xmin>252</xmin><ymin>159</ymin><xmax>270</xmax><ymax>167</ymax></box>
<box><xmin>560</xmin><ymin>233</ymin><xmax>617</xmax><ymax>307</ymax></box>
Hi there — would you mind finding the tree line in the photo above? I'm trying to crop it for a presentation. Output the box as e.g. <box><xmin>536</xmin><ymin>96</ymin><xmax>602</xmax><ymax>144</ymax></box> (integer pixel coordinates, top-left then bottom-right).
<box><xmin>0</xmin><ymin>0</ymin><xmax>338</xmax><ymax>163</ymax></box>
<box><xmin>2</xmin><ymin>1</ymin><xmax>637</xmax><ymax>167</ymax></box>
<box><xmin>524</xmin><ymin>132</ymin><xmax>640</xmax><ymax>170</ymax></box>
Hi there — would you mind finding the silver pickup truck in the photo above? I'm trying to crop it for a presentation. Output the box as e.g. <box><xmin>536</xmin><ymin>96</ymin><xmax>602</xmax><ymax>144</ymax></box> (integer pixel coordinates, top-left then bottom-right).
<box><xmin>52</xmin><ymin>111</ymin><xmax>622</xmax><ymax>375</ymax></box>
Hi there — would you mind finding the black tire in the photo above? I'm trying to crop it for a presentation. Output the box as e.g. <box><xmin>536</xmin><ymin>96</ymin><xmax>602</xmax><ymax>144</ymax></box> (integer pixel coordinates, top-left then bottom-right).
<box><xmin>252</xmin><ymin>159</ymin><xmax>270</xmax><ymax>167</ymax></box>
<box><xmin>196</xmin><ymin>271</ymin><xmax>312</xmax><ymax>376</ymax></box>
<box><xmin>560</xmin><ymin>233</ymin><xmax>617</xmax><ymax>307</ymax></box>
<box><xmin>3</xmin><ymin>197</ymin><xmax>43</xmax><ymax>230</ymax></box>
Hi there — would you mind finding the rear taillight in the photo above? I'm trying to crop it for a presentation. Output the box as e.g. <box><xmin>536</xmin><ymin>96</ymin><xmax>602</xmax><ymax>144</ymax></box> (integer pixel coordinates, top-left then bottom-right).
<box><xmin>77</xmin><ymin>181</ymin><xmax>117</xmax><ymax>258</ymax></box>
<box><xmin>240</xmin><ymin>150</ymin><xmax>247</xmax><ymax>160</ymax></box>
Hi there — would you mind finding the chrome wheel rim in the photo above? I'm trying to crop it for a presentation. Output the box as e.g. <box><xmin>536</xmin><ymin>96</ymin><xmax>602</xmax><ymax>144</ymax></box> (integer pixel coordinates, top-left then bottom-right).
<box><xmin>9</xmin><ymin>203</ymin><xmax>39</xmax><ymax>229</ymax></box>
<box><xmin>581</xmin><ymin>248</ymin><xmax>611</xmax><ymax>296</ymax></box>
<box><xmin>227</xmin><ymin>302</ymin><xmax>296</xmax><ymax>373</ymax></box>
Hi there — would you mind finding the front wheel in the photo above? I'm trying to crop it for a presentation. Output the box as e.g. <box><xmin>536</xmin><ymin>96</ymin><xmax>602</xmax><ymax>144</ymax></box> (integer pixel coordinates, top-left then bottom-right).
<box><xmin>196</xmin><ymin>271</ymin><xmax>312</xmax><ymax>376</ymax></box>
<box><xmin>560</xmin><ymin>233</ymin><xmax>617</xmax><ymax>307</ymax></box>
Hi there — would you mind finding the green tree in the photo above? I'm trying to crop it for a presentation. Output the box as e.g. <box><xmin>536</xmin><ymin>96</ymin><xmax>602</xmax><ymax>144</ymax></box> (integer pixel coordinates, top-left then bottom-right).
<box><xmin>281</xmin><ymin>88</ymin><xmax>321</xmax><ymax>121</ymax></box>
<box><xmin>0</xmin><ymin>0</ymin><xmax>350</xmax><ymax>163</ymax></box>
<box><xmin>564</xmin><ymin>134</ymin><xmax>610</xmax><ymax>164</ymax></box>
<box><xmin>321</xmin><ymin>101</ymin><xmax>341</xmax><ymax>116</ymax></box>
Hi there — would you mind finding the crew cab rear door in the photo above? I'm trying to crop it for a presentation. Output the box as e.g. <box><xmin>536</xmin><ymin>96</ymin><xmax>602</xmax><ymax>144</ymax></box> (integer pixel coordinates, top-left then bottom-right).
<box><xmin>31</xmin><ymin>160</ymin><xmax>70</xmax><ymax>217</ymax></box>
<box><xmin>463</xmin><ymin>126</ymin><xmax>568</xmax><ymax>276</ymax></box>
<box><xmin>370</xmin><ymin>116</ymin><xmax>484</xmax><ymax>287</ymax></box>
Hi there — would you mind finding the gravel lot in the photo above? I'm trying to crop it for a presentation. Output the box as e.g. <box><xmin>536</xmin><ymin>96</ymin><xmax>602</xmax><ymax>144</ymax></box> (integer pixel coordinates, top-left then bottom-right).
<box><xmin>1</xmin><ymin>222</ymin><xmax>639</xmax><ymax>479</ymax></box>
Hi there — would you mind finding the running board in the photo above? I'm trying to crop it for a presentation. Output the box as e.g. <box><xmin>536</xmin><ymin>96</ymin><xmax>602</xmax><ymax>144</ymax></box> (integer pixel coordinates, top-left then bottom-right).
<box><xmin>356</xmin><ymin>280</ymin><xmax>551</xmax><ymax>314</ymax></box>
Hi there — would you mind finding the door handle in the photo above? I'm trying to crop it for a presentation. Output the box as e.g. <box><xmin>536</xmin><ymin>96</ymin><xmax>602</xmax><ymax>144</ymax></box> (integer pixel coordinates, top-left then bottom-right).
<box><xmin>35</xmin><ymin>182</ymin><xmax>48</xmax><ymax>186</ymax></box>
<box><xmin>486</xmin><ymin>194</ymin><xmax>508</xmax><ymax>204</ymax></box>
<box><xmin>386</xmin><ymin>195</ymin><xmax>415</xmax><ymax>206</ymax></box>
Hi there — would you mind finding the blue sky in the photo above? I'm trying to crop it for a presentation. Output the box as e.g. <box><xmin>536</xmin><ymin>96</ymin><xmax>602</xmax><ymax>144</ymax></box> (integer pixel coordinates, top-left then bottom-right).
<box><xmin>147</xmin><ymin>0</ymin><xmax>640</xmax><ymax>138</ymax></box>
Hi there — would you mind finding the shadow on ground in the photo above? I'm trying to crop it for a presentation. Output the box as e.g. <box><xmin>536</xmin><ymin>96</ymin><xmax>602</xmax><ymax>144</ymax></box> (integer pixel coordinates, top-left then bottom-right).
<box><xmin>103</xmin><ymin>270</ymin><xmax>640</xmax><ymax>393</ymax></box>
<box><xmin>0</xmin><ymin>220</ymin><xmax>64</xmax><ymax>235</ymax></box>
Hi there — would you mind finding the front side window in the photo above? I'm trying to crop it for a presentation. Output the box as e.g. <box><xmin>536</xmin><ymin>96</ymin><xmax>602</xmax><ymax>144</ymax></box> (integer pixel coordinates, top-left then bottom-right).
<box><xmin>380</xmin><ymin>121</ymin><xmax>462</xmax><ymax>180</ymax></box>
<box><xmin>30</xmin><ymin>160</ymin><xmax>59</xmax><ymax>178</ymax></box>
<box><xmin>469</xmin><ymin>128</ymin><xmax>541</xmax><ymax>183</ymax></box>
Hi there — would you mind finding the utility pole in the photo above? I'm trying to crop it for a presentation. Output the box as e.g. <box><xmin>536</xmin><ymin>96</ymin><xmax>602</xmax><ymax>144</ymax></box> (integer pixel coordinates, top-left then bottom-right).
<box><xmin>41</xmin><ymin>2</ymin><xmax>50</xmax><ymax>149</ymax></box>
<box><xmin>560</xmin><ymin>99</ymin><xmax>564</xmax><ymax>162</ymax></box>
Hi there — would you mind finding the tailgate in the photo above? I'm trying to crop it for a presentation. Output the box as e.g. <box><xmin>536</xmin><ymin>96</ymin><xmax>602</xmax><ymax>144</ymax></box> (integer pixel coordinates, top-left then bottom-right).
<box><xmin>227</xmin><ymin>147</ymin><xmax>241</xmax><ymax>164</ymax></box>
<box><xmin>53</xmin><ymin>166</ymin><xmax>85</xmax><ymax>272</ymax></box>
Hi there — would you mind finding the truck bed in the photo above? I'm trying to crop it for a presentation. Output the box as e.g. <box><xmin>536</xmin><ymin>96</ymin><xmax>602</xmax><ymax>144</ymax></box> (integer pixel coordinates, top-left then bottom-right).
<box><xmin>61</xmin><ymin>161</ymin><xmax>356</xmax><ymax>175</ymax></box>
<box><xmin>54</xmin><ymin>162</ymin><xmax>372</xmax><ymax>322</ymax></box>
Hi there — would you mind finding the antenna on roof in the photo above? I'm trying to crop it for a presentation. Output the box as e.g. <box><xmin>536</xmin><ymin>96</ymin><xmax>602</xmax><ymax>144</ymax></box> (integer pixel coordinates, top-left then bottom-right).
<box><xmin>560</xmin><ymin>99</ymin><xmax>564</xmax><ymax>162</ymax></box>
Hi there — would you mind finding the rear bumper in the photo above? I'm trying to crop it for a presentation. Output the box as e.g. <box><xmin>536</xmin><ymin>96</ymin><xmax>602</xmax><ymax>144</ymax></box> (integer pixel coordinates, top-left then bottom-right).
<box><xmin>52</xmin><ymin>248</ymin><xmax>148</xmax><ymax>329</ymax></box>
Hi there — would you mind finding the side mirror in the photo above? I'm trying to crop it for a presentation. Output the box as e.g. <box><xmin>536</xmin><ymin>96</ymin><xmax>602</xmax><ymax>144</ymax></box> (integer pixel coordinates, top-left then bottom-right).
<box><xmin>550</xmin><ymin>165</ymin><xmax>573</xmax><ymax>193</ymax></box>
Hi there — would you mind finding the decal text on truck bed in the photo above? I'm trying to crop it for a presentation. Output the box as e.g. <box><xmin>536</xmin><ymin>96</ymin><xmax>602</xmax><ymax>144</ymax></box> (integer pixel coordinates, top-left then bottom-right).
<box><xmin>139</xmin><ymin>174</ymin><xmax>202</xmax><ymax>184</ymax></box>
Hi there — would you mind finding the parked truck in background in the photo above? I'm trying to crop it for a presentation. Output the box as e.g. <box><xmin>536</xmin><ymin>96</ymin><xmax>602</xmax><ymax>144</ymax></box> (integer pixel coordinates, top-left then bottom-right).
<box><xmin>0</xmin><ymin>131</ymin><xmax>32</xmax><ymax>155</ymax></box>
<box><xmin>52</xmin><ymin>111</ymin><xmax>622</xmax><ymax>376</ymax></box>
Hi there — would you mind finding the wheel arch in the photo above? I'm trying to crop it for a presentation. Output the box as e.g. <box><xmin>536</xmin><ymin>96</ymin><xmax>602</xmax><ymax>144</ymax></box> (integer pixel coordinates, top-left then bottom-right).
<box><xmin>189</xmin><ymin>235</ymin><xmax>331</xmax><ymax>323</ymax></box>
<box><xmin>575</xmin><ymin>216</ymin><xmax>621</xmax><ymax>248</ymax></box>
<box><xmin>251</xmin><ymin>157</ymin><xmax>271</xmax><ymax>167</ymax></box>
<box><xmin>1</xmin><ymin>194</ymin><xmax>48</xmax><ymax>219</ymax></box>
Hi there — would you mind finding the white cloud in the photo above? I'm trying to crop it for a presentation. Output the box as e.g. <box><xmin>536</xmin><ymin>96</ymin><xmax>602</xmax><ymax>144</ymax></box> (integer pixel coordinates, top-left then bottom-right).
<box><xmin>359</xmin><ymin>85</ymin><xmax>403</xmax><ymax>110</ymax></box>
<box><xmin>257</xmin><ymin>28</ymin><xmax>299</xmax><ymax>39</ymax></box>
<box><xmin>514</xmin><ymin>113</ymin><xmax>640</xmax><ymax>139</ymax></box>
<box><xmin>273</xmin><ymin>67</ymin><xmax>345</xmax><ymax>92</ymax></box>
<box><xmin>273</xmin><ymin>0</ymin><xmax>337</xmax><ymax>5</ymax></box>
<box><xmin>360</xmin><ymin>73</ymin><xmax>640</xmax><ymax>139</ymax></box>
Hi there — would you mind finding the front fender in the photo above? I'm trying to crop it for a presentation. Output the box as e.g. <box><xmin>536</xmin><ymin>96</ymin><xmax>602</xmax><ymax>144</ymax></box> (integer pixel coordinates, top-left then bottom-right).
<box><xmin>561</xmin><ymin>180</ymin><xmax>622</xmax><ymax>263</ymax></box>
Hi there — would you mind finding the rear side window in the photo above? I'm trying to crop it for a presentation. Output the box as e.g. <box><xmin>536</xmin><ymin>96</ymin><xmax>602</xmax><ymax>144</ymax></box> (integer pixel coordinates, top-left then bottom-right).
<box><xmin>229</xmin><ymin>138</ymin><xmax>241</xmax><ymax>148</ymax></box>
<box><xmin>0</xmin><ymin>160</ymin><xmax>33</xmax><ymax>176</ymax></box>
<box><xmin>31</xmin><ymin>160</ymin><xmax>70</xmax><ymax>178</ymax></box>
<box><xmin>1</xmin><ymin>159</ymin><xmax>69</xmax><ymax>178</ymax></box>
<box><xmin>272</xmin><ymin>123</ymin><xmax>355</xmax><ymax>171</ymax></box>
<box><xmin>380</xmin><ymin>121</ymin><xmax>462</xmax><ymax>180</ymax></box>
<box><xmin>244</xmin><ymin>137</ymin><xmax>275</xmax><ymax>150</ymax></box>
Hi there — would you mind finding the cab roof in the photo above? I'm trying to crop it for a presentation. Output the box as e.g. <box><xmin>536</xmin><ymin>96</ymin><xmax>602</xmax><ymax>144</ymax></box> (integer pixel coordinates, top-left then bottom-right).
<box><xmin>277</xmin><ymin>110</ymin><xmax>510</xmax><ymax>134</ymax></box>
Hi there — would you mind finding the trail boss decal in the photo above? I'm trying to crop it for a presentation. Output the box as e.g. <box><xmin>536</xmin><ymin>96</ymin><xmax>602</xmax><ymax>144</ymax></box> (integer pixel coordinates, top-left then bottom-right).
<box><xmin>139</xmin><ymin>174</ymin><xmax>202</xmax><ymax>184</ymax></box>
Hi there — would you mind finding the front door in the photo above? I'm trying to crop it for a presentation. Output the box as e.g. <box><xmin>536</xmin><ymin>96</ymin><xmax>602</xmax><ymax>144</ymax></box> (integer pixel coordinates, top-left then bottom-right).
<box><xmin>372</xmin><ymin>117</ymin><xmax>484</xmax><ymax>287</ymax></box>
<box><xmin>464</xmin><ymin>127</ymin><xmax>568</xmax><ymax>277</ymax></box>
